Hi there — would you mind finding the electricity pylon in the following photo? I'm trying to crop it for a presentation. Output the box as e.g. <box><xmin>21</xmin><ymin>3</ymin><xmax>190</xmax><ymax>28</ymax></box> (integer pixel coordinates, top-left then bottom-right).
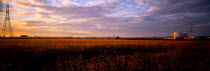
<box><xmin>189</xmin><ymin>23</ymin><xmax>193</xmax><ymax>37</ymax></box>
<box><xmin>1</xmin><ymin>3</ymin><xmax>13</xmax><ymax>37</ymax></box>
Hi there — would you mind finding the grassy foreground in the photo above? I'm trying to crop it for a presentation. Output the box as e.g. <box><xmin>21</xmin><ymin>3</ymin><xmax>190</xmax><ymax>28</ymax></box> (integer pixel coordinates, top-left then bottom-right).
<box><xmin>0</xmin><ymin>39</ymin><xmax>209</xmax><ymax>71</ymax></box>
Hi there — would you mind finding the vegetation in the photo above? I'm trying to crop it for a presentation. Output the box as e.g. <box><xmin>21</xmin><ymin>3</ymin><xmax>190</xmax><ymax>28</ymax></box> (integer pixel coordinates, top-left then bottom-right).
<box><xmin>0</xmin><ymin>39</ymin><xmax>209</xmax><ymax>71</ymax></box>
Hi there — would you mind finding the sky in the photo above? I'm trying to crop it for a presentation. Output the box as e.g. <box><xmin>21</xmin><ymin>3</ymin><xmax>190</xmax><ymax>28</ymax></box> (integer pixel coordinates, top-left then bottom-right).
<box><xmin>0</xmin><ymin>0</ymin><xmax>210</xmax><ymax>37</ymax></box>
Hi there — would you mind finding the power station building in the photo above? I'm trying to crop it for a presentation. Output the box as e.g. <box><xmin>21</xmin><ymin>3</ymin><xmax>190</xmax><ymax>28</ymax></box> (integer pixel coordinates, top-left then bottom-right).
<box><xmin>165</xmin><ymin>32</ymin><xmax>189</xmax><ymax>39</ymax></box>
<box><xmin>173</xmin><ymin>32</ymin><xmax>188</xmax><ymax>39</ymax></box>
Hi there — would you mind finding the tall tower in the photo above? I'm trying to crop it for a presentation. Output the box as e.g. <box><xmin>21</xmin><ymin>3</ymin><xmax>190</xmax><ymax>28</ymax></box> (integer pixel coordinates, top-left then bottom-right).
<box><xmin>189</xmin><ymin>23</ymin><xmax>193</xmax><ymax>37</ymax></box>
<box><xmin>1</xmin><ymin>3</ymin><xmax>13</xmax><ymax>37</ymax></box>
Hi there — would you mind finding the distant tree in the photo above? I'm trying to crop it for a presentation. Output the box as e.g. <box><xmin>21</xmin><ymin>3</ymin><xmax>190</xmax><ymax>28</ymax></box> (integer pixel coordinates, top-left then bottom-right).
<box><xmin>20</xmin><ymin>35</ymin><xmax>28</xmax><ymax>38</ymax></box>
<box><xmin>116</xmin><ymin>36</ymin><xmax>120</xmax><ymax>39</ymax></box>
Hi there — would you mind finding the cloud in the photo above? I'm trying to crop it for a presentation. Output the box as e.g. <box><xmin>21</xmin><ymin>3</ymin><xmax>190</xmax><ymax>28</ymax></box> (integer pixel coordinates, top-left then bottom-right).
<box><xmin>29</xmin><ymin>0</ymin><xmax>48</xmax><ymax>5</ymax></box>
<box><xmin>133</xmin><ymin>0</ymin><xmax>210</xmax><ymax>34</ymax></box>
<box><xmin>1</xmin><ymin>0</ymin><xmax>210</xmax><ymax>37</ymax></box>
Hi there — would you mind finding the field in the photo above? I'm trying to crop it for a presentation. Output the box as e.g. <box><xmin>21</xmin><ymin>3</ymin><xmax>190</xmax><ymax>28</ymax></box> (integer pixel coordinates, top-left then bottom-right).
<box><xmin>0</xmin><ymin>39</ymin><xmax>209</xmax><ymax>71</ymax></box>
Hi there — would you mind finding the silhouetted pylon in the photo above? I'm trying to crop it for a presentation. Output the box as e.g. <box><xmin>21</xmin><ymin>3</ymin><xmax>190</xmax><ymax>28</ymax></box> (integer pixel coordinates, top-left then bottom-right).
<box><xmin>189</xmin><ymin>23</ymin><xmax>193</xmax><ymax>37</ymax></box>
<box><xmin>1</xmin><ymin>3</ymin><xmax>13</xmax><ymax>37</ymax></box>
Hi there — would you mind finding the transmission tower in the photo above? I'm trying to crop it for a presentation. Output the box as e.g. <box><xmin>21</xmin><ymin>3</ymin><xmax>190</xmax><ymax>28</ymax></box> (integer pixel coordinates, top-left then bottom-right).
<box><xmin>1</xmin><ymin>3</ymin><xmax>13</xmax><ymax>37</ymax></box>
<box><xmin>189</xmin><ymin>23</ymin><xmax>193</xmax><ymax>37</ymax></box>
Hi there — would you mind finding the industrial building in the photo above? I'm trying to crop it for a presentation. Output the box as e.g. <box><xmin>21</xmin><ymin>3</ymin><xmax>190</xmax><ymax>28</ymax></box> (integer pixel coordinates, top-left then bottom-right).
<box><xmin>165</xmin><ymin>32</ymin><xmax>210</xmax><ymax>40</ymax></box>
<box><xmin>165</xmin><ymin>32</ymin><xmax>189</xmax><ymax>39</ymax></box>
<box><xmin>174</xmin><ymin>32</ymin><xmax>188</xmax><ymax>39</ymax></box>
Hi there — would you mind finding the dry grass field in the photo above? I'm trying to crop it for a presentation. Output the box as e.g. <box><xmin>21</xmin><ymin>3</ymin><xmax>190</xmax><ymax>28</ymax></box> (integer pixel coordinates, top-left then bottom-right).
<box><xmin>0</xmin><ymin>39</ymin><xmax>209</xmax><ymax>71</ymax></box>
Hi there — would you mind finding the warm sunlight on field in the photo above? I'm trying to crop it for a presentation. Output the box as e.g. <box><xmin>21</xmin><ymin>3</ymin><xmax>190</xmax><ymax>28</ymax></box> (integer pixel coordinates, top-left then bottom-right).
<box><xmin>0</xmin><ymin>39</ymin><xmax>209</xmax><ymax>71</ymax></box>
